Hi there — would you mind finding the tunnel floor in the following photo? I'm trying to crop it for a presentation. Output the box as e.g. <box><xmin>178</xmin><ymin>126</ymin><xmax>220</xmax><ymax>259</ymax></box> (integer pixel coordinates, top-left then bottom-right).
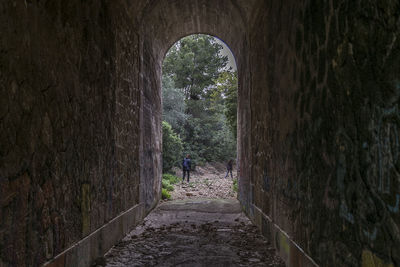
<box><xmin>98</xmin><ymin>199</ymin><xmax>285</xmax><ymax>267</ymax></box>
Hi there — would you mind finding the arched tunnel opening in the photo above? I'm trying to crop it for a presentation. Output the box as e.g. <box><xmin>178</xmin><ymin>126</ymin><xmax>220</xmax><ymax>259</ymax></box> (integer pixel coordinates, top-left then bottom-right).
<box><xmin>1</xmin><ymin>0</ymin><xmax>400</xmax><ymax>266</ymax></box>
<box><xmin>160</xmin><ymin>33</ymin><xmax>239</xmax><ymax>201</ymax></box>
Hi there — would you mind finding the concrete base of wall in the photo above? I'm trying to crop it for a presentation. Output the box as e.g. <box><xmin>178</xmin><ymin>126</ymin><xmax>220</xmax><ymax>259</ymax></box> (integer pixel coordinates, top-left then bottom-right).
<box><xmin>252</xmin><ymin>205</ymin><xmax>319</xmax><ymax>267</ymax></box>
<box><xmin>43</xmin><ymin>203</ymin><xmax>145</xmax><ymax>267</ymax></box>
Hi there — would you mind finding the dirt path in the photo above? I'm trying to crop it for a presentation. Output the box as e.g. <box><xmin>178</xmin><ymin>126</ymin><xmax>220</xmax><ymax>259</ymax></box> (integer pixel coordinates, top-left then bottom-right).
<box><xmin>168</xmin><ymin>163</ymin><xmax>237</xmax><ymax>200</ymax></box>
<box><xmin>102</xmin><ymin>199</ymin><xmax>285</xmax><ymax>267</ymax></box>
<box><xmin>97</xmin><ymin>164</ymin><xmax>285</xmax><ymax>267</ymax></box>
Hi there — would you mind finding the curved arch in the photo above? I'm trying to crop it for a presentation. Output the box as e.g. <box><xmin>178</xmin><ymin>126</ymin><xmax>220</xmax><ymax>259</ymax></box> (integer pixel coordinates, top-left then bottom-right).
<box><xmin>139</xmin><ymin>0</ymin><xmax>247</xmax><ymax>65</ymax></box>
<box><xmin>136</xmin><ymin>0</ymin><xmax>250</xmax><ymax>213</ymax></box>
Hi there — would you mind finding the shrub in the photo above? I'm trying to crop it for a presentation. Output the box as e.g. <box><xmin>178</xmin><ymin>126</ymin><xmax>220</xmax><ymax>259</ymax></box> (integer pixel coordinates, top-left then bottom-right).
<box><xmin>162</xmin><ymin>188</ymin><xmax>171</xmax><ymax>200</ymax></box>
<box><xmin>162</xmin><ymin>179</ymin><xmax>174</xmax><ymax>191</ymax></box>
<box><xmin>232</xmin><ymin>179</ymin><xmax>238</xmax><ymax>193</ymax></box>
<box><xmin>163</xmin><ymin>173</ymin><xmax>180</xmax><ymax>184</ymax></box>
<box><xmin>162</xmin><ymin>121</ymin><xmax>183</xmax><ymax>173</ymax></box>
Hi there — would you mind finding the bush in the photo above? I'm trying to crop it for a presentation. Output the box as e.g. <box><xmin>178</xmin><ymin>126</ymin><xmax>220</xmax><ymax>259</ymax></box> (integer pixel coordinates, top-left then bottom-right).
<box><xmin>162</xmin><ymin>188</ymin><xmax>171</xmax><ymax>200</ymax></box>
<box><xmin>163</xmin><ymin>173</ymin><xmax>180</xmax><ymax>184</ymax></box>
<box><xmin>162</xmin><ymin>179</ymin><xmax>174</xmax><ymax>191</ymax></box>
<box><xmin>162</xmin><ymin>121</ymin><xmax>183</xmax><ymax>173</ymax></box>
<box><xmin>161</xmin><ymin>173</ymin><xmax>180</xmax><ymax>201</ymax></box>
<box><xmin>232</xmin><ymin>179</ymin><xmax>238</xmax><ymax>193</ymax></box>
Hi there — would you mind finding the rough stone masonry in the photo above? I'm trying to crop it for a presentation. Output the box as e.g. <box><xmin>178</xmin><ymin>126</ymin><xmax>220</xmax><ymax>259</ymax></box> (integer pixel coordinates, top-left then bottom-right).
<box><xmin>0</xmin><ymin>0</ymin><xmax>399</xmax><ymax>266</ymax></box>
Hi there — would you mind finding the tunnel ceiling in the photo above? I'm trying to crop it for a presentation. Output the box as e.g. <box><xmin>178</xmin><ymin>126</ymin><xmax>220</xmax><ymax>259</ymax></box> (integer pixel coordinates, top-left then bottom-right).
<box><xmin>2</xmin><ymin>0</ymin><xmax>400</xmax><ymax>266</ymax></box>
<box><xmin>138</xmin><ymin>0</ymin><xmax>263</xmax><ymax>64</ymax></box>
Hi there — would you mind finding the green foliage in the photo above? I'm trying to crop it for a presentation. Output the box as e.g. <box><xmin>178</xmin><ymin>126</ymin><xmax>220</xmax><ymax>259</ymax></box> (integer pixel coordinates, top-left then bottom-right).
<box><xmin>213</xmin><ymin>71</ymin><xmax>238</xmax><ymax>139</ymax></box>
<box><xmin>163</xmin><ymin>34</ymin><xmax>228</xmax><ymax>100</ymax></box>
<box><xmin>232</xmin><ymin>179</ymin><xmax>238</xmax><ymax>193</ymax></box>
<box><xmin>161</xmin><ymin>188</ymin><xmax>171</xmax><ymax>200</ymax></box>
<box><xmin>162</xmin><ymin>173</ymin><xmax>180</xmax><ymax>185</ymax></box>
<box><xmin>162</xmin><ymin>34</ymin><xmax>236</xmax><ymax>164</ymax></box>
<box><xmin>182</xmin><ymin>104</ymin><xmax>236</xmax><ymax>162</ymax></box>
<box><xmin>161</xmin><ymin>174</ymin><xmax>180</xmax><ymax>201</ymax></box>
<box><xmin>162</xmin><ymin>121</ymin><xmax>183</xmax><ymax>173</ymax></box>
<box><xmin>162</xmin><ymin>75</ymin><xmax>187</xmax><ymax>134</ymax></box>
<box><xmin>162</xmin><ymin>179</ymin><xmax>174</xmax><ymax>191</ymax></box>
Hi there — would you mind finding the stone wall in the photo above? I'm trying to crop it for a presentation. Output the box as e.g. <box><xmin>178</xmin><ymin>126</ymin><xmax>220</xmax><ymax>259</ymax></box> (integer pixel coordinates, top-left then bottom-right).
<box><xmin>138</xmin><ymin>37</ymin><xmax>162</xmax><ymax>212</ymax></box>
<box><xmin>137</xmin><ymin>0</ymin><xmax>251</xmax><ymax>216</ymax></box>
<box><xmin>0</xmin><ymin>1</ymin><xmax>149</xmax><ymax>266</ymax></box>
<box><xmin>246</xmin><ymin>0</ymin><xmax>400</xmax><ymax>266</ymax></box>
<box><xmin>2</xmin><ymin>0</ymin><xmax>400</xmax><ymax>266</ymax></box>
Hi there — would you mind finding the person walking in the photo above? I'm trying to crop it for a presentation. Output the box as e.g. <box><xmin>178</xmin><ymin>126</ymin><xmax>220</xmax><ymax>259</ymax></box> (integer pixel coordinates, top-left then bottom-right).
<box><xmin>225</xmin><ymin>159</ymin><xmax>233</xmax><ymax>178</ymax></box>
<box><xmin>182</xmin><ymin>154</ymin><xmax>191</xmax><ymax>182</ymax></box>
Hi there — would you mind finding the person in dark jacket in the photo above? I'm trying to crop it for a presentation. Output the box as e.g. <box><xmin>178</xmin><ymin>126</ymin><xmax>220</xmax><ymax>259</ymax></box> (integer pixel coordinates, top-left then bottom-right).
<box><xmin>225</xmin><ymin>159</ymin><xmax>233</xmax><ymax>178</ymax></box>
<box><xmin>182</xmin><ymin>154</ymin><xmax>191</xmax><ymax>182</ymax></box>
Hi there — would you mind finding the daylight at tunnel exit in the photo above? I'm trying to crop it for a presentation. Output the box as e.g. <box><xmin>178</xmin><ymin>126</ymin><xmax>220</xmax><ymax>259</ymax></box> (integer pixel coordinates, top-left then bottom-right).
<box><xmin>1</xmin><ymin>1</ymin><xmax>400</xmax><ymax>267</ymax></box>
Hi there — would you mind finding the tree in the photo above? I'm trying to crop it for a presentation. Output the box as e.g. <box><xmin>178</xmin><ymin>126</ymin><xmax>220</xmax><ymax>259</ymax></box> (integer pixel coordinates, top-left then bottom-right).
<box><xmin>162</xmin><ymin>75</ymin><xmax>187</xmax><ymax>135</ymax></box>
<box><xmin>212</xmin><ymin>71</ymin><xmax>238</xmax><ymax>138</ymax></box>
<box><xmin>162</xmin><ymin>121</ymin><xmax>183</xmax><ymax>173</ymax></box>
<box><xmin>162</xmin><ymin>34</ymin><xmax>236</xmax><ymax>165</ymax></box>
<box><xmin>163</xmin><ymin>34</ymin><xmax>228</xmax><ymax>100</ymax></box>
<box><xmin>181</xmin><ymin>97</ymin><xmax>236</xmax><ymax>164</ymax></box>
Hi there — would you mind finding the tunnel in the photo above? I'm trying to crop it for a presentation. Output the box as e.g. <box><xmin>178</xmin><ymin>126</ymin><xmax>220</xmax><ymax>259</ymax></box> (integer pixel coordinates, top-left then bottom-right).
<box><xmin>1</xmin><ymin>0</ymin><xmax>400</xmax><ymax>266</ymax></box>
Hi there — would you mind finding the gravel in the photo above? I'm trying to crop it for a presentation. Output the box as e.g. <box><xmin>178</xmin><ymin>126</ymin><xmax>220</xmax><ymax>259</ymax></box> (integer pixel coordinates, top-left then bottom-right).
<box><xmin>97</xmin><ymin>164</ymin><xmax>285</xmax><ymax>267</ymax></box>
<box><xmin>167</xmin><ymin>163</ymin><xmax>237</xmax><ymax>201</ymax></box>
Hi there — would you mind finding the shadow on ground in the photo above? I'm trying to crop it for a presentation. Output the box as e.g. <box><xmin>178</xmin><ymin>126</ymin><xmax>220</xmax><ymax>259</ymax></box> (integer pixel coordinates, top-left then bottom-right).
<box><xmin>98</xmin><ymin>199</ymin><xmax>285</xmax><ymax>267</ymax></box>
